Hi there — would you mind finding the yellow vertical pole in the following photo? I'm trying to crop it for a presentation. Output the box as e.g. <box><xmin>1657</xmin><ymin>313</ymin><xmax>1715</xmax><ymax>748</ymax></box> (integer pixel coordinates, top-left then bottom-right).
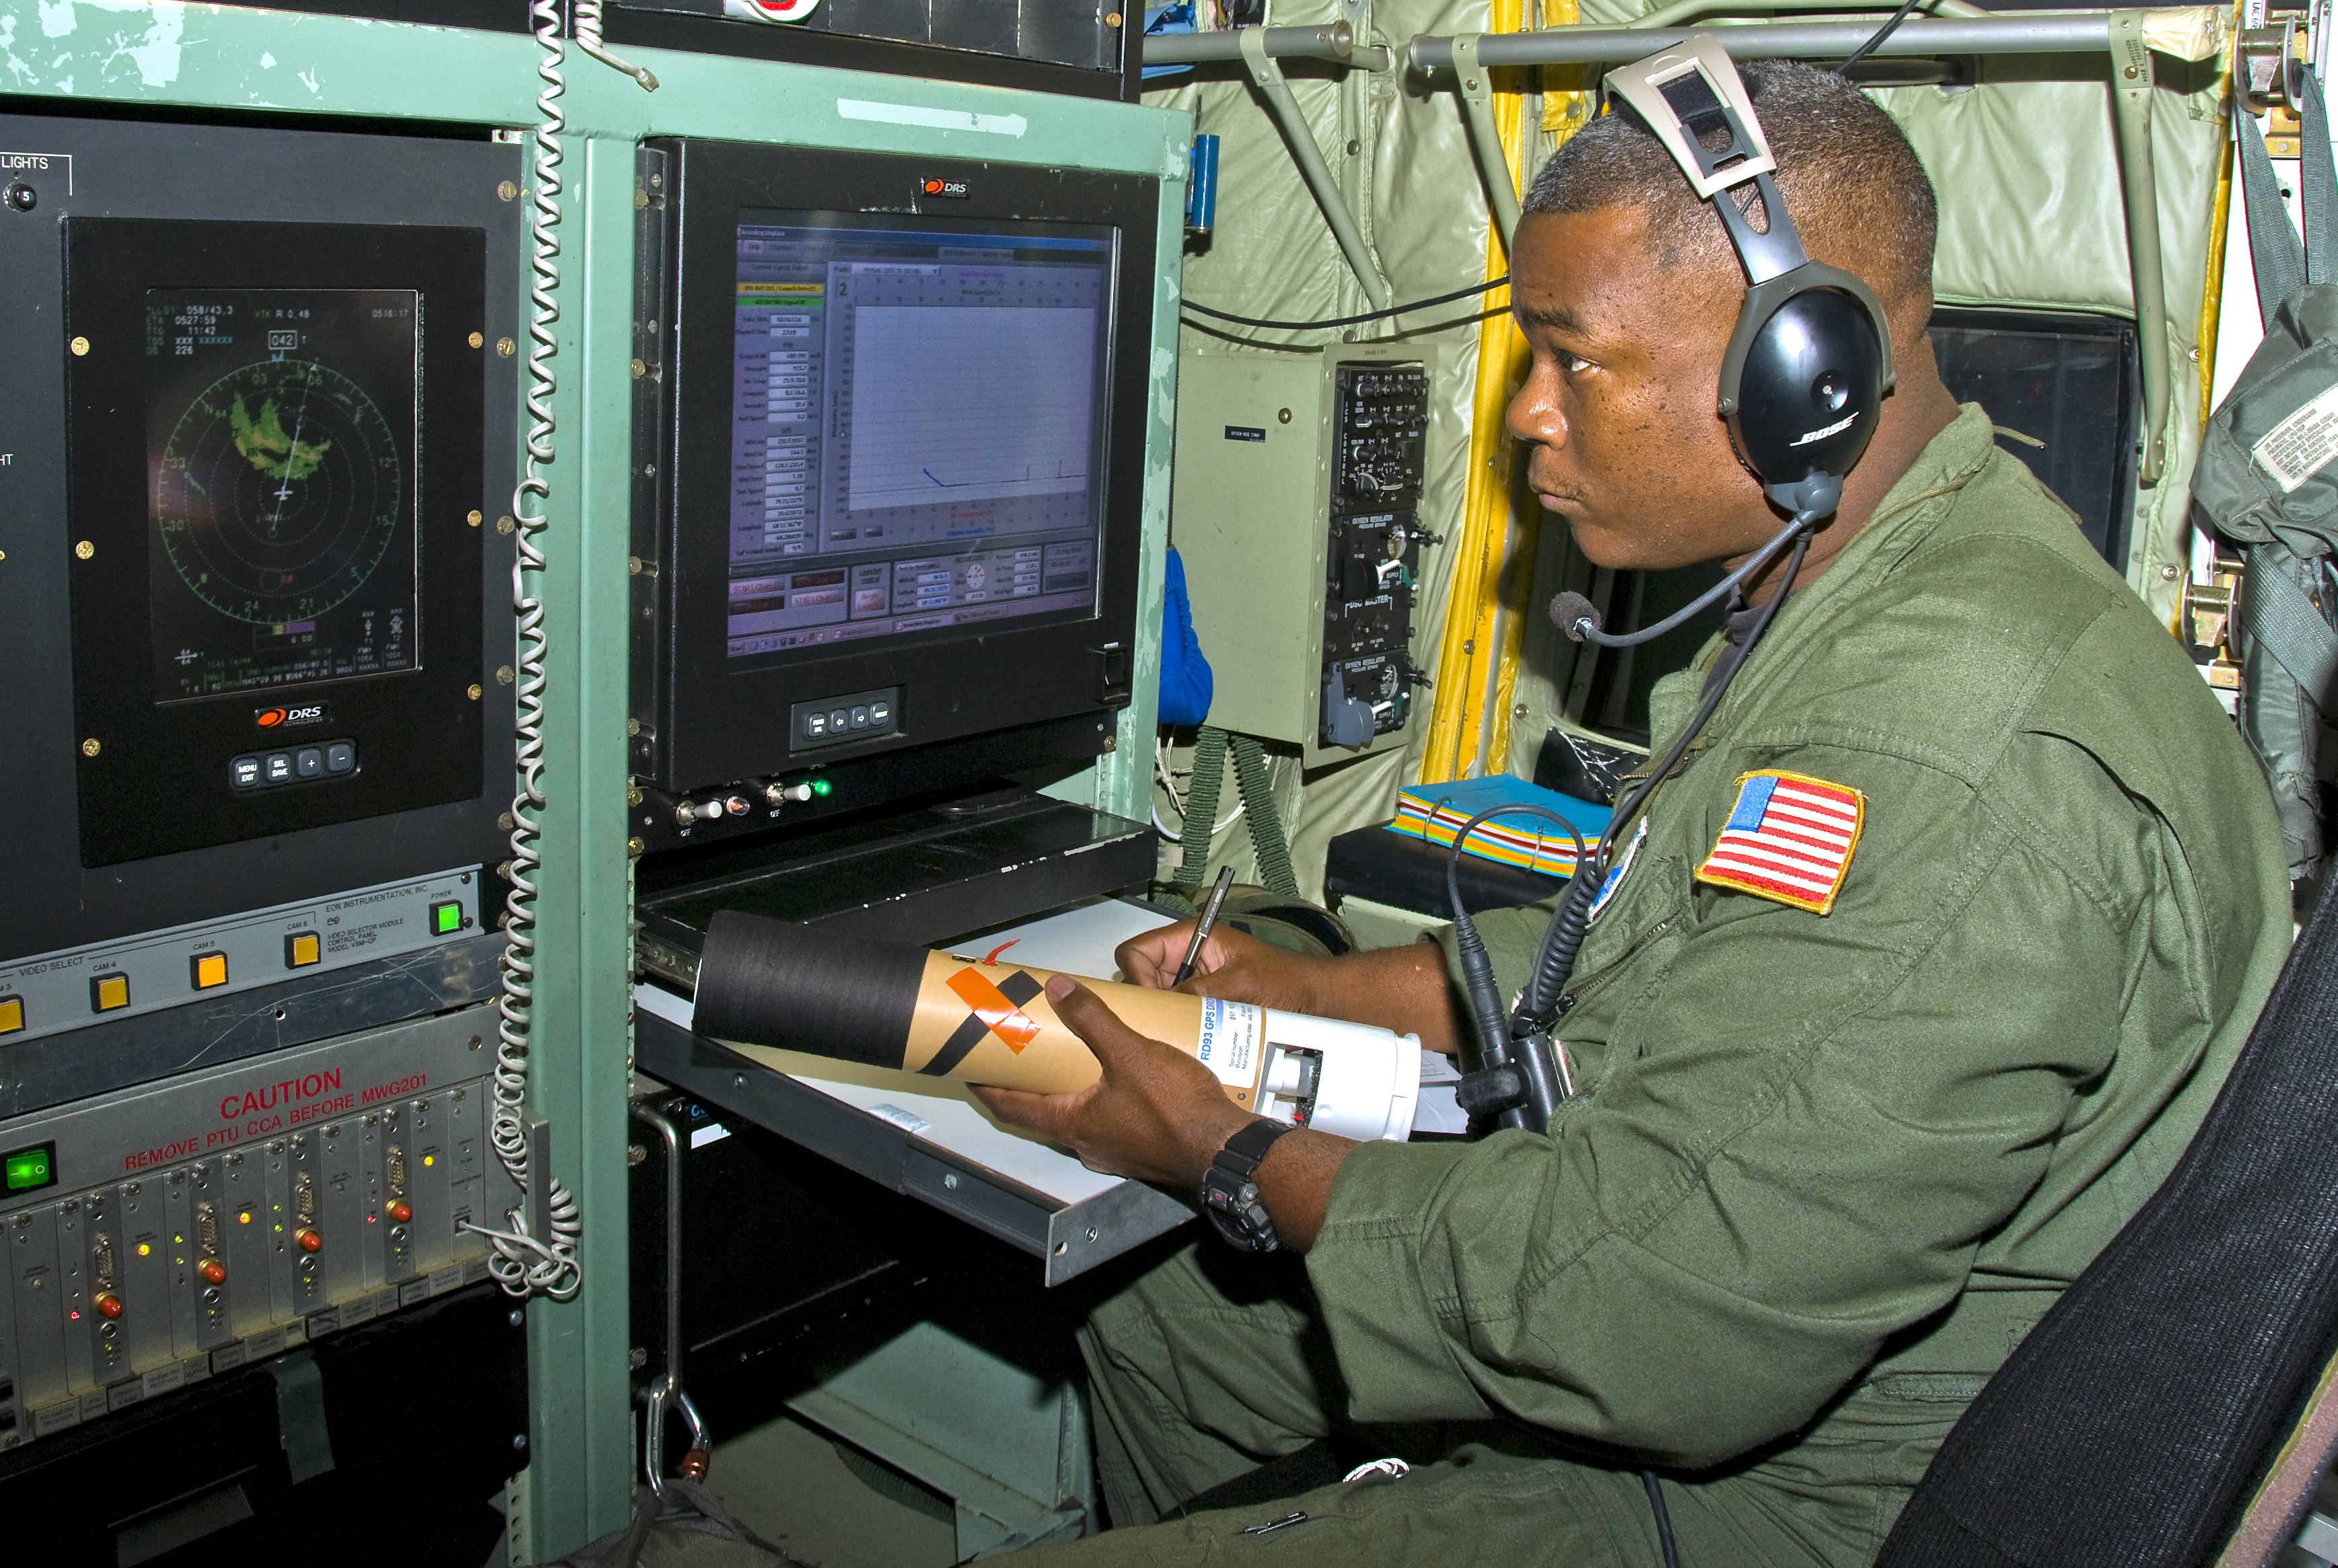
<box><xmin>1418</xmin><ymin>0</ymin><xmax>1588</xmax><ymax>785</ymax></box>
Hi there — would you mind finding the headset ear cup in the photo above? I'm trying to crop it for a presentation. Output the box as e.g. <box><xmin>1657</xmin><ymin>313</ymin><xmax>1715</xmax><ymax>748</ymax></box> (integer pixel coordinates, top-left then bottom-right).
<box><xmin>1722</xmin><ymin>285</ymin><xmax>1888</xmax><ymax>489</ymax></box>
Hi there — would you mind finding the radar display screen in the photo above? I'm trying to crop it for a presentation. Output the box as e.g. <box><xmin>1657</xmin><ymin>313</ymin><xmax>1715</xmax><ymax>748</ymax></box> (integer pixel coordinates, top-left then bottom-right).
<box><xmin>145</xmin><ymin>289</ymin><xmax>421</xmax><ymax>703</ymax></box>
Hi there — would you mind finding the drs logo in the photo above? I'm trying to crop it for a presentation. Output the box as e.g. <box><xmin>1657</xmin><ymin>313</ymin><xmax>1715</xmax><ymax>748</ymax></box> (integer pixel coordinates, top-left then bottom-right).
<box><xmin>920</xmin><ymin>177</ymin><xmax>970</xmax><ymax>200</ymax></box>
<box><xmin>254</xmin><ymin>702</ymin><xmax>331</xmax><ymax>730</ymax></box>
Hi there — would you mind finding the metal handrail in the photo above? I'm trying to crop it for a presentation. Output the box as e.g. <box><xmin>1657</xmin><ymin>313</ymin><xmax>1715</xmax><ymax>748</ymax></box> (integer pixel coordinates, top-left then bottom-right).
<box><xmin>1143</xmin><ymin>21</ymin><xmax>1394</xmax><ymax>71</ymax></box>
<box><xmin>1406</xmin><ymin>12</ymin><xmax>2114</xmax><ymax>70</ymax></box>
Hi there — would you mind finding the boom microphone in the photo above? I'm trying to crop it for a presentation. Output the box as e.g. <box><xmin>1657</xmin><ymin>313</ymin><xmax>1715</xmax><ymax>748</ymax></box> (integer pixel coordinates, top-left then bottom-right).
<box><xmin>1543</xmin><ymin>510</ymin><xmax>1819</xmax><ymax>649</ymax></box>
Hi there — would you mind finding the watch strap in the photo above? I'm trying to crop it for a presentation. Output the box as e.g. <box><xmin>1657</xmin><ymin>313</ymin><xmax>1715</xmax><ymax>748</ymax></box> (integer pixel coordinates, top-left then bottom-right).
<box><xmin>1201</xmin><ymin>1118</ymin><xmax>1297</xmax><ymax>1254</ymax></box>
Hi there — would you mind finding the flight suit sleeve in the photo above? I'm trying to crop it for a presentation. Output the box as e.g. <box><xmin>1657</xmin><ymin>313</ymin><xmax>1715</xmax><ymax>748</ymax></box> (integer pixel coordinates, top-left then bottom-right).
<box><xmin>1304</xmin><ymin>742</ymin><xmax>2158</xmax><ymax>1468</ymax></box>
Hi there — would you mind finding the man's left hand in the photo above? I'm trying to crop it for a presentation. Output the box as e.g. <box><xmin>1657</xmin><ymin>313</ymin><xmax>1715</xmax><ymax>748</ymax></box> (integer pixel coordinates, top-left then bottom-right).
<box><xmin>971</xmin><ymin>974</ymin><xmax>1253</xmax><ymax>1187</ymax></box>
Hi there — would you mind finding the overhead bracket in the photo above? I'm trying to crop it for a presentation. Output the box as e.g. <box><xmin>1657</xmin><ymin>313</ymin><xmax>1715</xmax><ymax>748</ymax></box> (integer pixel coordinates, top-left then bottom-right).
<box><xmin>1236</xmin><ymin>26</ymin><xmax>1392</xmax><ymax>311</ymax></box>
<box><xmin>2109</xmin><ymin>7</ymin><xmax>2169</xmax><ymax>485</ymax></box>
<box><xmin>1451</xmin><ymin>34</ymin><xmax>1522</xmax><ymax>254</ymax></box>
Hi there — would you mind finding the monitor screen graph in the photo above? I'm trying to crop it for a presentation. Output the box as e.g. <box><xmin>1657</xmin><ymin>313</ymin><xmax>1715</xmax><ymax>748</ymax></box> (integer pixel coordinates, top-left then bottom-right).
<box><xmin>844</xmin><ymin>305</ymin><xmax>1096</xmax><ymax>511</ymax></box>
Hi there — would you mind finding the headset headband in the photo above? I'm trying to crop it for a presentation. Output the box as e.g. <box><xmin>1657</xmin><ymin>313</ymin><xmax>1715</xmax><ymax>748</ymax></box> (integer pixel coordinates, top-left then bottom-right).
<box><xmin>1606</xmin><ymin>36</ymin><xmax>1810</xmax><ymax>285</ymax></box>
<box><xmin>1602</xmin><ymin>36</ymin><xmax>1897</xmax><ymax>514</ymax></box>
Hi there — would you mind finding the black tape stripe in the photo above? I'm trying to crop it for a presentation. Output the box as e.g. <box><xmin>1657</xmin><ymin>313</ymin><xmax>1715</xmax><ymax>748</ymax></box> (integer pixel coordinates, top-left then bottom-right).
<box><xmin>998</xmin><ymin>971</ymin><xmax>1044</xmax><ymax>1007</ymax></box>
<box><xmin>919</xmin><ymin>1012</ymin><xmax>993</xmax><ymax>1077</ymax></box>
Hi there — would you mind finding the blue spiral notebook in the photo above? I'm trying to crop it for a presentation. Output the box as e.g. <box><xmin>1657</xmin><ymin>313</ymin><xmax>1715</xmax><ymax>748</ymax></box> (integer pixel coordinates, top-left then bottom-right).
<box><xmin>1384</xmin><ymin>775</ymin><xmax>1613</xmax><ymax>880</ymax></box>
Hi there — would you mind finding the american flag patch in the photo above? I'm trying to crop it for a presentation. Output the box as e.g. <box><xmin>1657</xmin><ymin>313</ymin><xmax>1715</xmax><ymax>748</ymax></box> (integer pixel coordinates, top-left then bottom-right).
<box><xmin>1695</xmin><ymin>771</ymin><xmax>1866</xmax><ymax>915</ymax></box>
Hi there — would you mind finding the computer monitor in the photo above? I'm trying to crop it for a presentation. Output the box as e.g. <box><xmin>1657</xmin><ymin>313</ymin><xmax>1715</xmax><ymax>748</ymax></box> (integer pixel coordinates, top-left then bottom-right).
<box><xmin>632</xmin><ymin>141</ymin><xmax>1155</xmax><ymax>808</ymax></box>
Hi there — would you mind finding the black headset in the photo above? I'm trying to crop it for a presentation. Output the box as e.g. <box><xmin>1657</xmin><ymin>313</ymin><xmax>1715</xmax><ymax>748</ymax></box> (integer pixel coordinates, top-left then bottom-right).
<box><xmin>1606</xmin><ymin>36</ymin><xmax>1894</xmax><ymax>520</ymax></box>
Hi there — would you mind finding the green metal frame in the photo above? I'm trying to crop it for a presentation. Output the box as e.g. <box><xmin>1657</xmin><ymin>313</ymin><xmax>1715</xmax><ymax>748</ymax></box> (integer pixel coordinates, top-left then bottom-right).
<box><xmin>0</xmin><ymin>5</ymin><xmax>1184</xmax><ymax>1556</ymax></box>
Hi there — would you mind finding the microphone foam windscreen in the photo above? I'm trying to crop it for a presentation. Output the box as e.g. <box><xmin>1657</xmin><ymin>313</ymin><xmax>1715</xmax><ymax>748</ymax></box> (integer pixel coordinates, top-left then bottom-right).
<box><xmin>1548</xmin><ymin>592</ymin><xmax>1602</xmax><ymax>642</ymax></box>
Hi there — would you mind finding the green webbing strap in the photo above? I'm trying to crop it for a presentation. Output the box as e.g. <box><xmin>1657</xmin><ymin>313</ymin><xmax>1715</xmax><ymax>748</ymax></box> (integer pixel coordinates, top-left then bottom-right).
<box><xmin>2240</xmin><ymin>108</ymin><xmax>2306</xmax><ymax>332</ymax></box>
<box><xmin>1230</xmin><ymin>732</ymin><xmax>1300</xmax><ymax>900</ymax></box>
<box><xmin>2301</xmin><ymin>69</ymin><xmax>2338</xmax><ymax>283</ymax></box>
<box><xmin>2238</xmin><ymin>69</ymin><xmax>2338</xmax><ymax>323</ymax></box>
<box><xmin>1176</xmin><ymin>725</ymin><xmax>1228</xmax><ymax>890</ymax></box>
<box><xmin>2242</xmin><ymin>552</ymin><xmax>2338</xmax><ymax>702</ymax></box>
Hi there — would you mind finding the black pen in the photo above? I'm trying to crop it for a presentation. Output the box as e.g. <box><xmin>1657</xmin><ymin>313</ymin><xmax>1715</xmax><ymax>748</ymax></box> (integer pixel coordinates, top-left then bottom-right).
<box><xmin>1173</xmin><ymin>865</ymin><xmax>1237</xmax><ymax>986</ymax></box>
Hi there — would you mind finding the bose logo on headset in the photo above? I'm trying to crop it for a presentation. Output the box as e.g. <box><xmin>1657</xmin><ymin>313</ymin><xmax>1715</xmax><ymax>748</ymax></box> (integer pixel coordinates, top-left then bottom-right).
<box><xmin>1606</xmin><ymin>36</ymin><xmax>1894</xmax><ymax>518</ymax></box>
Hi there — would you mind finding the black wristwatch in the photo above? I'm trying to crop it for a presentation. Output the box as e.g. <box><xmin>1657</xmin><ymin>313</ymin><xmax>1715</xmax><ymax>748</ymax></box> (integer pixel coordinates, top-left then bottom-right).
<box><xmin>1200</xmin><ymin>1118</ymin><xmax>1298</xmax><ymax>1253</ymax></box>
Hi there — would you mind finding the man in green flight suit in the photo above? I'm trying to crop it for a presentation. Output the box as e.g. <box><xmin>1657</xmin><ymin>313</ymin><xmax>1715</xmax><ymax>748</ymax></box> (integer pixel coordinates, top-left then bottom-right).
<box><xmin>979</xmin><ymin>60</ymin><xmax>2294</xmax><ymax>1567</ymax></box>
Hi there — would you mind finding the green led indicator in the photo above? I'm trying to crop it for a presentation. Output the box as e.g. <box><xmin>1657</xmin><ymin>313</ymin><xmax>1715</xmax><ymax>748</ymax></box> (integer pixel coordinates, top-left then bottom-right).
<box><xmin>431</xmin><ymin>901</ymin><xmax>464</xmax><ymax>935</ymax></box>
<box><xmin>5</xmin><ymin>1145</ymin><xmax>52</xmax><ymax>1194</ymax></box>
<box><xmin>810</xmin><ymin>778</ymin><xmax>832</xmax><ymax>797</ymax></box>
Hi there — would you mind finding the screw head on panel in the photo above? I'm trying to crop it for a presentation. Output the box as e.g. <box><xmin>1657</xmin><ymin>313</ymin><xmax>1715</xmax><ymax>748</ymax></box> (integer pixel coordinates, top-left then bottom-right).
<box><xmin>497</xmin><ymin>338</ymin><xmax>516</xmax><ymax>357</ymax></box>
<box><xmin>468</xmin><ymin>684</ymin><xmax>483</xmax><ymax>701</ymax></box>
<box><xmin>469</xmin><ymin>331</ymin><xmax>485</xmax><ymax>349</ymax></box>
<box><xmin>80</xmin><ymin>738</ymin><xmax>99</xmax><ymax>757</ymax></box>
<box><xmin>74</xmin><ymin>540</ymin><xmax>94</xmax><ymax>559</ymax></box>
<box><xmin>69</xmin><ymin>336</ymin><xmax>89</xmax><ymax>357</ymax></box>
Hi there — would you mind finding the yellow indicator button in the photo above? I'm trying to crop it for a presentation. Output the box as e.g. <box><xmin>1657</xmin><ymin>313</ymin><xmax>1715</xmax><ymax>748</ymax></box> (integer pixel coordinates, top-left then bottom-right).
<box><xmin>90</xmin><ymin>973</ymin><xmax>129</xmax><ymax>1013</ymax></box>
<box><xmin>190</xmin><ymin>952</ymin><xmax>228</xmax><ymax>991</ymax></box>
<box><xmin>285</xmin><ymin>932</ymin><xmax>321</xmax><ymax>969</ymax></box>
<box><xmin>0</xmin><ymin>996</ymin><xmax>21</xmax><ymax>1035</ymax></box>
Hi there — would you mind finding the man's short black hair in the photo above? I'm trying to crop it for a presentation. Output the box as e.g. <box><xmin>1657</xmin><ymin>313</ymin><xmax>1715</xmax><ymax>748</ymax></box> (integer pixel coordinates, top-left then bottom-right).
<box><xmin>1522</xmin><ymin>59</ymin><xmax>1937</xmax><ymax>310</ymax></box>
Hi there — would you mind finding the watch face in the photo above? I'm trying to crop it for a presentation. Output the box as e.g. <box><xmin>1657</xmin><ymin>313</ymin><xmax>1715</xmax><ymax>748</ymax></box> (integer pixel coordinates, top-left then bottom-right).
<box><xmin>1203</xmin><ymin>1175</ymin><xmax>1279</xmax><ymax>1253</ymax></box>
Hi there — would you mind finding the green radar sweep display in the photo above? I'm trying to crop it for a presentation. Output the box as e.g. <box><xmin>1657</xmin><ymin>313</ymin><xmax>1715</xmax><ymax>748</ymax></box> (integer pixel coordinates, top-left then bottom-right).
<box><xmin>145</xmin><ymin>289</ymin><xmax>421</xmax><ymax>703</ymax></box>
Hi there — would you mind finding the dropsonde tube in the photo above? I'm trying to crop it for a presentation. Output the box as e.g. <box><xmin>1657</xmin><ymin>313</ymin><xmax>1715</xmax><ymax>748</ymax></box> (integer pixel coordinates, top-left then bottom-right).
<box><xmin>692</xmin><ymin>911</ymin><xmax>1420</xmax><ymax>1142</ymax></box>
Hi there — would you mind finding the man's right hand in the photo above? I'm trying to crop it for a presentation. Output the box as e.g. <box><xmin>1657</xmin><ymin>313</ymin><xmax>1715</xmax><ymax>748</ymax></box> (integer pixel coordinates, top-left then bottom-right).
<box><xmin>1116</xmin><ymin>919</ymin><xmax>1462</xmax><ymax>1055</ymax></box>
<box><xmin>1114</xmin><ymin>921</ymin><xmax>1330</xmax><ymax>1014</ymax></box>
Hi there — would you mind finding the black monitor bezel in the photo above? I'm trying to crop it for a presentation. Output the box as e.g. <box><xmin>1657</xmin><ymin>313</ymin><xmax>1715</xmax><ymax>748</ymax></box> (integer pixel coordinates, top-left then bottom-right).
<box><xmin>641</xmin><ymin>139</ymin><xmax>1155</xmax><ymax>795</ymax></box>
<box><xmin>62</xmin><ymin>216</ymin><xmax>488</xmax><ymax>868</ymax></box>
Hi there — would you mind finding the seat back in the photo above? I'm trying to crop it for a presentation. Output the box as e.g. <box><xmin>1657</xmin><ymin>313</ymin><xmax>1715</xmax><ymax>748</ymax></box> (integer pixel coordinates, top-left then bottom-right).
<box><xmin>1877</xmin><ymin>882</ymin><xmax>2338</xmax><ymax>1568</ymax></box>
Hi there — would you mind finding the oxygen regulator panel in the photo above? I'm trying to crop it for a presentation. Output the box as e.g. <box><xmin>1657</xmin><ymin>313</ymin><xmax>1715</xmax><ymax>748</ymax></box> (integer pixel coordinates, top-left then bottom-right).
<box><xmin>1170</xmin><ymin>347</ymin><xmax>1430</xmax><ymax>764</ymax></box>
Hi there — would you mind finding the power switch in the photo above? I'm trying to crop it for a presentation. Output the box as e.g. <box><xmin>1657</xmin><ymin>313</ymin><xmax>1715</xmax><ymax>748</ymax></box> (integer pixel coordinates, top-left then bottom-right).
<box><xmin>429</xmin><ymin>902</ymin><xmax>464</xmax><ymax>937</ymax></box>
